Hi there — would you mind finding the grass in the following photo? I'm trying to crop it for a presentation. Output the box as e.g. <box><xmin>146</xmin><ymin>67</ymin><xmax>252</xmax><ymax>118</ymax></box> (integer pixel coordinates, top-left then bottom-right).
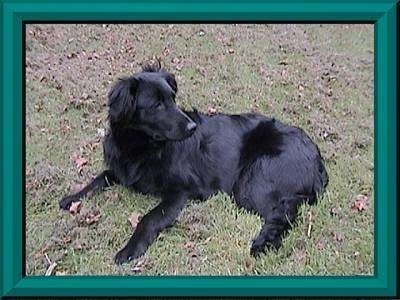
<box><xmin>25</xmin><ymin>24</ymin><xmax>374</xmax><ymax>276</ymax></box>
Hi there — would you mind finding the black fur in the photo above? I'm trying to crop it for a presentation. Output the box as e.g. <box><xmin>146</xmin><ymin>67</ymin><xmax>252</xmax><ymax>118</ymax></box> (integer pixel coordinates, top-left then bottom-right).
<box><xmin>60</xmin><ymin>64</ymin><xmax>328</xmax><ymax>265</ymax></box>
<box><xmin>240</xmin><ymin>119</ymin><xmax>283</xmax><ymax>164</ymax></box>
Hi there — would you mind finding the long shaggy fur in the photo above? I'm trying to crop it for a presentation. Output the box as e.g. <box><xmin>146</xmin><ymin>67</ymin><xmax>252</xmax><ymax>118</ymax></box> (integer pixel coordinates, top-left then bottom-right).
<box><xmin>60</xmin><ymin>63</ymin><xmax>328</xmax><ymax>264</ymax></box>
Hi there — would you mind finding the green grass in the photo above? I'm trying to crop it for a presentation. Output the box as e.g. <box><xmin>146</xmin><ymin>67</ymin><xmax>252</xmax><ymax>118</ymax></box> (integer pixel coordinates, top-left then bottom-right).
<box><xmin>25</xmin><ymin>24</ymin><xmax>374</xmax><ymax>276</ymax></box>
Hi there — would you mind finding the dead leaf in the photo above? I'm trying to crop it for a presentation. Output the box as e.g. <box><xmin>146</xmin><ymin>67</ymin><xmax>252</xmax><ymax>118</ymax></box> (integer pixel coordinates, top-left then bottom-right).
<box><xmin>196</xmin><ymin>66</ymin><xmax>207</xmax><ymax>77</ymax></box>
<box><xmin>294</xmin><ymin>250</ymin><xmax>307</xmax><ymax>263</ymax></box>
<box><xmin>72</xmin><ymin>239</ymin><xmax>87</xmax><ymax>250</ymax></box>
<box><xmin>60</xmin><ymin>236</ymin><xmax>72</xmax><ymax>245</ymax></box>
<box><xmin>351</xmin><ymin>194</ymin><xmax>369</xmax><ymax>212</ymax></box>
<box><xmin>71</xmin><ymin>154</ymin><xmax>88</xmax><ymax>173</ymax></box>
<box><xmin>59</xmin><ymin>121</ymin><xmax>71</xmax><ymax>134</ymax></box>
<box><xmin>128</xmin><ymin>212</ymin><xmax>142</xmax><ymax>230</ymax></box>
<box><xmin>69</xmin><ymin>201</ymin><xmax>82</xmax><ymax>215</ymax></box>
<box><xmin>175</xmin><ymin>63</ymin><xmax>184</xmax><ymax>71</ymax></box>
<box><xmin>55</xmin><ymin>270</ymin><xmax>68</xmax><ymax>276</ymax></box>
<box><xmin>259</xmin><ymin>66</ymin><xmax>267</xmax><ymax>76</ymax></box>
<box><xmin>170</xmin><ymin>57</ymin><xmax>184</xmax><ymax>71</ymax></box>
<box><xmin>124</xmin><ymin>45</ymin><xmax>134</xmax><ymax>53</ymax></box>
<box><xmin>131</xmin><ymin>257</ymin><xmax>148</xmax><ymax>273</ymax></box>
<box><xmin>183</xmin><ymin>241</ymin><xmax>194</xmax><ymax>250</ymax></box>
<box><xmin>329</xmin><ymin>207</ymin><xmax>339</xmax><ymax>217</ymax></box>
<box><xmin>333</xmin><ymin>232</ymin><xmax>344</xmax><ymax>243</ymax></box>
<box><xmin>66</xmin><ymin>52</ymin><xmax>77</xmax><ymax>59</ymax></box>
<box><xmin>40</xmin><ymin>127</ymin><xmax>48</xmax><ymax>134</ymax></box>
<box><xmin>316</xmin><ymin>239</ymin><xmax>325</xmax><ymax>250</ymax></box>
<box><xmin>206</xmin><ymin>107</ymin><xmax>218</xmax><ymax>116</ymax></box>
<box><xmin>34</xmin><ymin>100</ymin><xmax>44</xmax><ymax>112</ymax></box>
<box><xmin>107</xmin><ymin>190</ymin><xmax>120</xmax><ymax>201</ymax></box>
<box><xmin>325</xmin><ymin>88</ymin><xmax>333</xmax><ymax>97</ymax></box>
<box><xmin>74</xmin><ymin>207</ymin><xmax>100</xmax><ymax>225</ymax></box>
<box><xmin>88</xmin><ymin>141</ymin><xmax>100</xmax><ymax>151</ymax></box>
<box><xmin>171</xmin><ymin>57</ymin><xmax>180</xmax><ymax>64</ymax></box>
<box><xmin>162</xmin><ymin>47</ymin><xmax>170</xmax><ymax>56</ymax></box>
<box><xmin>26</xmin><ymin>180</ymin><xmax>37</xmax><ymax>191</ymax></box>
<box><xmin>81</xmin><ymin>92</ymin><xmax>90</xmax><ymax>100</ymax></box>
<box><xmin>183</xmin><ymin>241</ymin><xmax>198</xmax><ymax>258</ymax></box>
<box><xmin>85</xmin><ymin>210</ymin><xmax>101</xmax><ymax>225</ymax></box>
<box><xmin>81</xmin><ymin>140</ymin><xmax>100</xmax><ymax>153</ymax></box>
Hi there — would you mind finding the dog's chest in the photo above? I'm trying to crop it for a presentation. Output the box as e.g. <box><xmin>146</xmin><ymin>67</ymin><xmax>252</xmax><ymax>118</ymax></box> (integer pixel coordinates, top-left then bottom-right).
<box><xmin>130</xmin><ymin>159</ymin><xmax>164</xmax><ymax>194</ymax></box>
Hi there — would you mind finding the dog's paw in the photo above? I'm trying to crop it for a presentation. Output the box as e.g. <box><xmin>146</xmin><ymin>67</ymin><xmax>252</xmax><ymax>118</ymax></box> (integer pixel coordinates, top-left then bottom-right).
<box><xmin>114</xmin><ymin>245</ymin><xmax>146</xmax><ymax>265</ymax></box>
<box><xmin>250</xmin><ymin>242</ymin><xmax>266</xmax><ymax>257</ymax></box>
<box><xmin>114</xmin><ymin>247</ymin><xmax>134</xmax><ymax>265</ymax></box>
<box><xmin>59</xmin><ymin>195</ymin><xmax>79</xmax><ymax>210</ymax></box>
<box><xmin>250</xmin><ymin>238</ymin><xmax>281</xmax><ymax>257</ymax></box>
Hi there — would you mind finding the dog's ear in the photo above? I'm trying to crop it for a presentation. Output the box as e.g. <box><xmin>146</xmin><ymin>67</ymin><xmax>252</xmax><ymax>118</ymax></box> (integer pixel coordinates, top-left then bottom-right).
<box><xmin>108</xmin><ymin>77</ymin><xmax>138</xmax><ymax>122</ymax></box>
<box><xmin>163</xmin><ymin>72</ymin><xmax>178</xmax><ymax>95</ymax></box>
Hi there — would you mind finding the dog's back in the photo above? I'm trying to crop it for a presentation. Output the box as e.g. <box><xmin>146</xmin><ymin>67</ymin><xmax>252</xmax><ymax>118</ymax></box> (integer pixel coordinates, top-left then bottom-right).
<box><xmin>105</xmin><ymin>111</ymin><xmax>327</xmax><ymax>205</ymax></box>
<box><xmin>61</xmin><ymin>64</ymin><xmax>328</xmax><ymax>263</ymax></box>
<box><xmin>102</xmin><ymin>104</ymin><xmax>328</xmax><ymax>259</ymax></box>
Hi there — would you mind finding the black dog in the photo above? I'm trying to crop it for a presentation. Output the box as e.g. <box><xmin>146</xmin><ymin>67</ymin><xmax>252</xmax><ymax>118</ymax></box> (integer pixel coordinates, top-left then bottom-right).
<box><xmin>60</xmin><ymin>63</ymin><xmax>328</xmax><ymax>265</ymax></box>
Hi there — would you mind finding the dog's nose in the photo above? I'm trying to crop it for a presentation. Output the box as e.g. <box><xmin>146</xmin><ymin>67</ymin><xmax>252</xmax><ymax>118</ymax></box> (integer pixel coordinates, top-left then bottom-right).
<box><xmin>186</xmin><ymin>122</ymin><xmax>197</xmax><ymax>133</ymax></box>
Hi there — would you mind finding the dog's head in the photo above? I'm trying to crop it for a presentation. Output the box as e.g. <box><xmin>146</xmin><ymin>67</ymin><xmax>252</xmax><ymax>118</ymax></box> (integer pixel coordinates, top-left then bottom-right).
<box><xmin>107</xmin><ymin>63</ymin><xmax>197</xmax><ymax>141</ymax></box>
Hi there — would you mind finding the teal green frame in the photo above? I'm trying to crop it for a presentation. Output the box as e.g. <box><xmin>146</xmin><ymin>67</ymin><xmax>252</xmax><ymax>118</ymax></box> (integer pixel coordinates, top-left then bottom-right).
<box><xmin>1</xmin><ymin>0</ymin><xmax>397</xmax><ymax>297</ymax></box>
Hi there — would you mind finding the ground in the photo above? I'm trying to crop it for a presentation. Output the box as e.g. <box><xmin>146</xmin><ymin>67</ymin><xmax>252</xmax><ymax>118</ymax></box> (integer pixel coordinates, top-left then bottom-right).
<box><xmin>25</xmin><ymin>24</ymin><xmax>374</xmax><ymax>275</ymax></box>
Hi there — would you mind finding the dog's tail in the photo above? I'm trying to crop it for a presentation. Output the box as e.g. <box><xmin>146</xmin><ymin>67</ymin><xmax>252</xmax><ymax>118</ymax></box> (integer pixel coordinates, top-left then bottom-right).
<box><xmin>319</xmin><ymin>158</ymin><xmax>329</xmax><ymax>190</ymax></box>
<box><xmin>316</xmin><ymin>144</ymin><xmax>329</xmax><ymax>192</ymax></box>
<box><xmin>306</xmin><ymin>155</ymin><xmax>329</xmax><ymax>206</ymax></box>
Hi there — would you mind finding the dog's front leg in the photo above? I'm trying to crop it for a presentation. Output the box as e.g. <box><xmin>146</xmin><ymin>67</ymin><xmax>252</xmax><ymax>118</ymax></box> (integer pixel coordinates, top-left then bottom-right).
<box><xmin>114</xmin><ymin>193</ymin><xmax>187</xmax><ymax>265</ymax></box>
<box><xmin>59</xmin><ymin>170</ymin><xmax>119</xmax><ymax>210</ymax></box>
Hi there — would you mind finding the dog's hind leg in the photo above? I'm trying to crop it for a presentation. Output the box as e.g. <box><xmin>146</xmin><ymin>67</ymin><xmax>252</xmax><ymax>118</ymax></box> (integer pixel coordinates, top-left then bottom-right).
<box><xmin>114</xmin><ymin>193</ymin><xmax>187</xmax><ymax>264</ymax></box>
<box><xmin>233</xmin><ymin>161</ymin><xmax>306</xmax><ymax>256</ymax></box>
<box><xmin>234</xmin><ymin>184</ymin><xmax>299</xmax><ymax>255</ymax></box>
<box><xmin>59</xmin><ymin>170</ymin><xmax>119</xmax><ymax>210</ymax></box>
<box><xmin>249</xmin><ymin>195</ymin><xmax>302</xmax><ymax>256</ymax></box>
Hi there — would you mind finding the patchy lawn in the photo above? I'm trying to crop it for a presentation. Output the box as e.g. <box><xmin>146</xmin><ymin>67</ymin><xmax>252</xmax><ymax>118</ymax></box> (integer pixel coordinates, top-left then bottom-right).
<box><xmin>25</xmin><ymin>24</ymin><xmax>374</xmax><ymax>275</ymax></box>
